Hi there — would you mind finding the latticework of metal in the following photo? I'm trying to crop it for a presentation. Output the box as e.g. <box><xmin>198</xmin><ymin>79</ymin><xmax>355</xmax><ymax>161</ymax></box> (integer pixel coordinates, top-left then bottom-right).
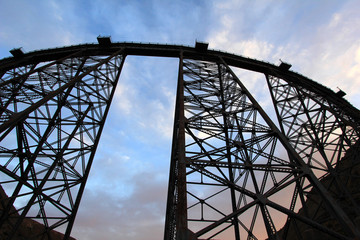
<box><xmin>0</xmin><ymin>42</ymin><xmax>359</xmax><ymax>240</ymax></box>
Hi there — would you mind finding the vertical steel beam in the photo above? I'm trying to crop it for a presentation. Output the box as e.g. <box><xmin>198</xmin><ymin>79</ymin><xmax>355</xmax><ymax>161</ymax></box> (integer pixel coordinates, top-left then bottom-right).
<box><xmin>164</xmin><ymin>54</ymin><xmax>182</xmax><ymax>239</ymax></box>
<box><xmin>164</xmin><ymin>52</ymin><xmax>188</xmax><ymax>240</ymax></box>
<box><xmin>175</xmin><ymin>51</ymin><xmax>188</xmax><ymax>240</ymax></box>
<box><xmin>217</xmin><ymin>63</ymin><xmax>241</xmax><ymax>240</ymax></box>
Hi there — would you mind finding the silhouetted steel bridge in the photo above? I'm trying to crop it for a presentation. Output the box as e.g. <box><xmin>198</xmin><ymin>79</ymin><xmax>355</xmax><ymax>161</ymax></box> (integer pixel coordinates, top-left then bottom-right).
<box><xmin>0</xmin><ymin>38</ymin><xmax>359</xmax><ymax>240</ymax></box>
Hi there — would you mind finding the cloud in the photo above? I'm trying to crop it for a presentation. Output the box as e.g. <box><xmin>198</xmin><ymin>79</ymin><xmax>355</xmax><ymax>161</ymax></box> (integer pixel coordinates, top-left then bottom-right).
<box><xmin>270</xmin><ymin>0</ymin><xmax>360</xmax><ymax>108</ymax></box>
<box><xmin>207</xmin><ymin>0</ymin><xmax>360</xmax><ymax>109</ymax></box>
<box><xmin>0</xmin><ymin>1</ymin><xmax>89</xmax><ymax>52</ymax></box>
<box><xmin>111</xmin><ymin>56</ymin><xmax>178</xmax><ymax>141</ymax></box>
<box><xmin>73</xmin><ymin>159</ymin><xmax>168</xmax><ymax>240</ymax></box>
<box><xmin>114</xmin><ymin>82</ymin><xmax>134</xmax><ymax>116</ymax></box>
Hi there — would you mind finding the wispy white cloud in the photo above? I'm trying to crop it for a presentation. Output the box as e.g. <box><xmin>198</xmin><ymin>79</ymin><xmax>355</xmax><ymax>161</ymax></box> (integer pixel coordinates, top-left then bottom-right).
<box><xmin>207</xmin><ymin>0</ymin><xmax>360</xmax><ymax>108</ymax></box>
<box><xmin>0</xmin><ymin>0</ymin><xmax>99</xmax><ymax>58</ymax></box>
<box><xmin>270</xmin><ymin>0</ymin><xmax>360</xmax><ymax>107</ymax></box>
<box><xmin>112</xmin><ymin>56</ymin><xmax>177</xmax><ymax>141</ymax></box>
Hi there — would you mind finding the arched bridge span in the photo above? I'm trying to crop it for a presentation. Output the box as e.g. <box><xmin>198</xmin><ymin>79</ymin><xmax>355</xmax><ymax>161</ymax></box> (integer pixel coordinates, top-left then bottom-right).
<box><xmin>0</xmin><ymin>40</ymin><xmax>360</xmax><ymax>240</ymax></box>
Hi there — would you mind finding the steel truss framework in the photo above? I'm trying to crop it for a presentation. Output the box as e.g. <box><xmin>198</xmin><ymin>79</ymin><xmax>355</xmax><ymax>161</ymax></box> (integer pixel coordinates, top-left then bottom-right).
<box><xmin>0</xmin><ymin>42</ymin><xmax>359</xmax><ymax>240</ymax></box>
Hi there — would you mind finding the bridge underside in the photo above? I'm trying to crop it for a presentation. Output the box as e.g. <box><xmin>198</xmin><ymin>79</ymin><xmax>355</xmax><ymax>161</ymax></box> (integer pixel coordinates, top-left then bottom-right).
<box><xmin>0</xmin><ymin>42</ymin><xmax>359</xmax><ymax>240</ymax></box>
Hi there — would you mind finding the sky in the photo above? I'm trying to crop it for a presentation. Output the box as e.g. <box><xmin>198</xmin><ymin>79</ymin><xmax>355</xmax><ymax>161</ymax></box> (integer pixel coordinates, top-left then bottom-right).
<box><xmin>1</xmin><ymin>0</ymin><xmax>360</xmax><ymax>239</ymax></box>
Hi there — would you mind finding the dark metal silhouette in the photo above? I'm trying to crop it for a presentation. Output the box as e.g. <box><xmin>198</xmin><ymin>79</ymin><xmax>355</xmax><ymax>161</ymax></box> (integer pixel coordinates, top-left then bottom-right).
<box><xmin>0</xmin><ymin>41</ymin><xmax>359</xmax><ymax>239</ymax></box>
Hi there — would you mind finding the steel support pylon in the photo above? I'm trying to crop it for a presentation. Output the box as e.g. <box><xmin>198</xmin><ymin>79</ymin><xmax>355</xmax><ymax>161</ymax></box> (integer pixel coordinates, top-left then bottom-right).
<box><xmin>0</xmin><ymin>42</ymin><xmax>359</xmax><ymax>240</ymax></box>
<box><xmin>0</xmin><ymin>50</ymin><xmax>125</xmax><ymax>239</ymax></box>
<box><xmin>165</xmin><ymin>57</ymin><xmax>360</xmax><ymax>240</ymax></box>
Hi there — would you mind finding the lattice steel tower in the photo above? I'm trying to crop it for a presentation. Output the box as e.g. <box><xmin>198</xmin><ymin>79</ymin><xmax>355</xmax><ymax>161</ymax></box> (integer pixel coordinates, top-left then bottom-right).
<box><xmin>0</xmin><ymin>39</ymin><xmax>360</xmax><ymax>240</ymax></box>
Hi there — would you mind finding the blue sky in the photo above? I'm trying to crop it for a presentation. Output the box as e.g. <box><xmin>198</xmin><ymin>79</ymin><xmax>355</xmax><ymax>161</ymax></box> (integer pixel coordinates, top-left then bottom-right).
<box><xmin>1</xmin><ymin>0</ymin><xmax>360</xmax><ymax>239</ymax></box>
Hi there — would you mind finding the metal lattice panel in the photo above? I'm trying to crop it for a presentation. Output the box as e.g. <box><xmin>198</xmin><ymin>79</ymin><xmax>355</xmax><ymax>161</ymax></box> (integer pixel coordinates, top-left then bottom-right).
<box><xmin>174</xmin><ymin>59</ymin><xmax>360</xmax><ymax>240</ymax></box>
<box><xmin>0</xmin><ymin>51</ymin><xmax>124</xmax><ymax>239</ymax></box>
